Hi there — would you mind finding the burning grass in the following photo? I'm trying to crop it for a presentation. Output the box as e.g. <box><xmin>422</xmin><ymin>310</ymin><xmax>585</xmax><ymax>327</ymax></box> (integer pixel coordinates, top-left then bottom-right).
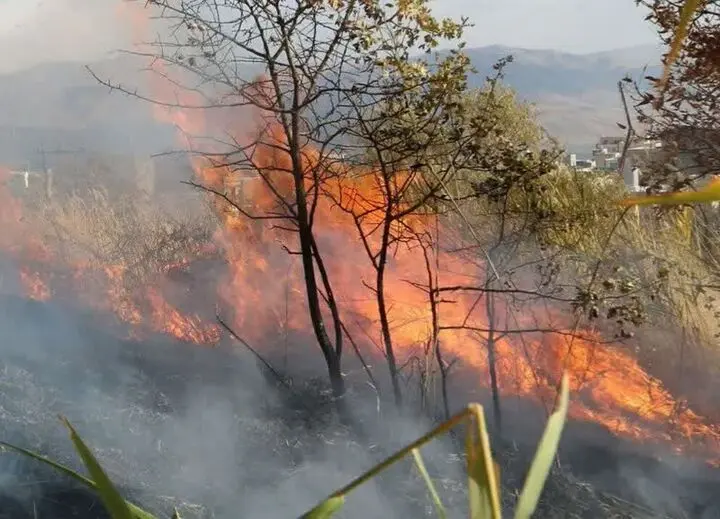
<box><xmin>0</xmin><ymin>311</ymin><xmax>716</xmax><ymax>519</ymax></box>
<box><xmin>2</xmin><ymin>156</ymin><xmax>720</xmax><ymax>472</ymax></box>
<box><xmin>1</xmin><ymin>98</ymin><xmax>720</xmax><ymax>519</ymax></box>
<box><xmin>0</xmin><ymin>1</ymin><xmax>717</xmax><ymax>515</ymax></box>
<box><xmin>0</xmin><ymin>173</ymin><xmax>222</xmax><ymax>345</ymax></box>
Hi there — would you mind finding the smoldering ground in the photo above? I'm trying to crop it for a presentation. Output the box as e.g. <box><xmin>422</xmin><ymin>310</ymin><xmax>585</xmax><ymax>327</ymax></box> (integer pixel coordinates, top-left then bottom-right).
<box><xmin>0</xmin><ymin>256</ymin><xmax>469</xmax><ymax>519</ymax></box>
<box><xmin>0</xmin><ymin>251</ymin><xmax>719</xmax><ymax>518</ymax></box>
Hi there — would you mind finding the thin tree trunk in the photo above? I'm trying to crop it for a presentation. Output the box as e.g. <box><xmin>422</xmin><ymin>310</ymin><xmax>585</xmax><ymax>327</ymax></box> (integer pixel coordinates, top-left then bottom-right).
<box><xmin>377</xmin><ymin>259</ymin><xmax>403</xmax><ymax>407</ymax></box>
<box><xmin>485</xmin><ymin>285</ymin><xmax>502</xmax><ymax>434</ymax></box>
<box><xmin>288</xmin><ymin>114</ymin><xmax>347</xmax><ymax>419</ymax></box>
<box><xmin>427</xmin><ymin>216</ymin><xmax>450</xmax><ymax>421</ymax></box>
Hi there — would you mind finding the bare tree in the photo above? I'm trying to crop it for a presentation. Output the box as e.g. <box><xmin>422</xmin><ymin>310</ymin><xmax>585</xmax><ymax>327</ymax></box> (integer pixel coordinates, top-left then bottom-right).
<box><xmin>634</xmin><ymin>0</ymin><xmax>720</xmax><ymax>192</ymax></box>
<box><xmin>98</xmin><ymin>0</ymin><xmax>473</xmax><ymax>415</ymax></box>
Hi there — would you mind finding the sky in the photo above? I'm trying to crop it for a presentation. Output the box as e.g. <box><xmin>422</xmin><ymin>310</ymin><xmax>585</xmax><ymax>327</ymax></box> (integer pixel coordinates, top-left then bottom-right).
<box><xmin>0</xmin><ymin>0</ymin><xmax>661</xmax><ymax>73</ymax></box>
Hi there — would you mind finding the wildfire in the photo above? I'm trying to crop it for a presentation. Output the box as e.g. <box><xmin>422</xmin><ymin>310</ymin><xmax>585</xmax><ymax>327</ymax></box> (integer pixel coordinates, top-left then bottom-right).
<box><xmin>0</xmin><ymin>167</ymin><xmax>221</xmax><ymax>346</ymax></box>
<box><xmin>190</xmin><ymin>151</ymin><xmax>720</xmax><ymax>460</ymax></box>
<box><xmin>19</xmin><ymin>268</ymin><xmax>51</xmax><ymax>301</ymax></box>
<box><xmin>105</xmin><ymin>3</ymin><xmax>720</xmax><ymax>464</ymax></box>
<box><xmin>0</xmin><ymin>0</ymin><xmax>715</xmax><ymax>470</ymax></box>
<box><xmin>147</xmin><ymin>288</ymin><xmax>220</xmax><ymax>344</ymax></box>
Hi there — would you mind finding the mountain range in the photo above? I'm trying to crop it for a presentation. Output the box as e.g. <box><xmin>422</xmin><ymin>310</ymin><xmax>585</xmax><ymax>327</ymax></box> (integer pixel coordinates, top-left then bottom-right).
<box><xmin>0</xmin><ymin>44</ymin><xmax>663</xmax><ymax>168</ymax></box>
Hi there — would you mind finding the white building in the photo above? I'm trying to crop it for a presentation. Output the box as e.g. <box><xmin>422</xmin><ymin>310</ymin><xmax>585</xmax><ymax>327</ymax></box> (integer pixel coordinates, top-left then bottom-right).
<box><xmin>592</xmin><ymin>136</ymin><xmax>624</xmax><ymax>171</ymax></box>
<box><xmin>621</xmin><ymin>138</ymin><xmax>663</xmax><ymax>192</ymax></box>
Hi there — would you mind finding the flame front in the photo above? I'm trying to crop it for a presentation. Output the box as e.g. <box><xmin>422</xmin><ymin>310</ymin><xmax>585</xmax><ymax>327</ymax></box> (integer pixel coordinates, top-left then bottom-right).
<box><xmin>0</xmin><ymin>1</ymin><xmax>716</xmax><ymax>469</ymax></box>
<box><xmin>110</xmin><ymin>2</ymin><xmax>720</xmax><ymax>463</ymax></box>
<box><xmin>0</xmin><ymin>166</ymin><xmax>220</xmax><ymax>345</ymax></box>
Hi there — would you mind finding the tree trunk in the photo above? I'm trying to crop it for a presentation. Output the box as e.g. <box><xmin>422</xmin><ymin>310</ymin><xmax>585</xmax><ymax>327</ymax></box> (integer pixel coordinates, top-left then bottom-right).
<box><xmin>377</xmin><ymin>256</ymin><xmax>403</xmax><ymax>408</ymax></box>
<box><xmin>288</xmin><ymin>124</ymin><xmax>347</xmax><ymax>420</ymax></box>
<box><xmin>486</xmin><ymin>288</ymin><xmax>502</xmax><ymax>434</ymax></box>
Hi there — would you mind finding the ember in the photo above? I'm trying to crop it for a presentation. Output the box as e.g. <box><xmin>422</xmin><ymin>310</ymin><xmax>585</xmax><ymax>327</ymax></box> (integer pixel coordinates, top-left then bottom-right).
<box><xmin>19</xmin><ymin>267</ymin><xmax>51</xmax><ymax>301</ymax></box>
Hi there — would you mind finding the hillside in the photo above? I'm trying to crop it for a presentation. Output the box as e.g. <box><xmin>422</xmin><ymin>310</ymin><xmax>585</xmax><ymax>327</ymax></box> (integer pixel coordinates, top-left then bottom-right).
<box><xmin>0</xmin><ymin>55</ymin><xmax>175</xmax><ymax>166</ymax></box>
<box><xmin>0</xmin><ymin>44</ymin><xmax>663</xmax><ymax>166</ymax></box>
<box><xmin>463</xmin><ymin>44</ymin><xmax>662</xmax><ymax>152</ymax></box>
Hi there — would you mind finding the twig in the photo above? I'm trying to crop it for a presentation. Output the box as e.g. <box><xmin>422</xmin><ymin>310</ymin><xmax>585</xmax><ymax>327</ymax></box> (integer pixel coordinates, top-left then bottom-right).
<box><xmin>617</xmin><ymin>80</ymin><xmax>637</xmax><ymax>175</ymax></box>
<box><xmin>216</xmin><ymin>315</ymin><xmax>289</xmax><ymax>390</ymax></box>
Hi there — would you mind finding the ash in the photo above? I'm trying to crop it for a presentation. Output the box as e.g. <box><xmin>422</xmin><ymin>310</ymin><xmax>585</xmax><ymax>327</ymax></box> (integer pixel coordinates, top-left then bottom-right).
<box><xmin>0</xmin><ymin>295</ymin><xmax>718</xmax><ymax>518</ymax></box>
<box><xmin>0</xmin><ymin>294</ymin><xmax>469</xmax><ymax>518</ymax></box>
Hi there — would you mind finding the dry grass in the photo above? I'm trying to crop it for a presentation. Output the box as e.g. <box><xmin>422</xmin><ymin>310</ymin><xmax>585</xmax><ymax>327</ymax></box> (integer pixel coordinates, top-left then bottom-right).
<box><xmin>33</xmin><ymin>187</ymin><xmax>216</xmax><ymax>290</ymax></box>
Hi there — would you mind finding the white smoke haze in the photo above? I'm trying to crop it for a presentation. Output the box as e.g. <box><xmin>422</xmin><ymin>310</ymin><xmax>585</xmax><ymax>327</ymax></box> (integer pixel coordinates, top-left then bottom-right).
<box><xmin>0</xmin><ymin>259</ymin><xmax>717</xmax><ymax>519</ymax></box>
<box><xmin>0</xmin><ymin>2</ymin><xmax>719</xmax><ymax>518</ymax></box>
<box><xmin>0</xmin><ymin>255</ymin><xmax>472</xmax><ymax>518</ymax></box>
<box><xmin>0</xmin><ymin>0</ymin><xmax>131</xmax><ymax>74</ymax></box>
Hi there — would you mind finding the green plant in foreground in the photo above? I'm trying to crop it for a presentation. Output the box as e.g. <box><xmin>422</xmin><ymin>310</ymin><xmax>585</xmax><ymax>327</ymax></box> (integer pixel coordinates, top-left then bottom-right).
<box><xmin>303</xmin><ymin>373</ymin><xmax>569</xmax><ymax>519</ymax></box>
<box><xmin>0</xmin><ymin>374</ymin><xmax>568</xmax><ymax>519</ymax></box>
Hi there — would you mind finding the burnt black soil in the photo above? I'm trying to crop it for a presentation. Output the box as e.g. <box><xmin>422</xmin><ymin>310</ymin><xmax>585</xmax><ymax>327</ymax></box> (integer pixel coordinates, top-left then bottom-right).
<box><xmin>0</xmin><ymin>456</ymin><xmax>109</xmax><ymax>519</ymax></box>
<box><xmin>0</xmin><ymin>295</ymin><xmax>718</xmax><ymax>518</ymax></box>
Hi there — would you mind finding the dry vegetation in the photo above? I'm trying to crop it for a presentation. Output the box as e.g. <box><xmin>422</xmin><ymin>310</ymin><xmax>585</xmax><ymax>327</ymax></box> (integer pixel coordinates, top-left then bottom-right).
<box><xmin>1</xmin><ymin>0</ymin><xmax>718</xmax><ymax>517</ymax></box>
<box><xmin>29</xmin><ymin>186</ymin><xmax>217</xmax><ymax>290</ymax></box>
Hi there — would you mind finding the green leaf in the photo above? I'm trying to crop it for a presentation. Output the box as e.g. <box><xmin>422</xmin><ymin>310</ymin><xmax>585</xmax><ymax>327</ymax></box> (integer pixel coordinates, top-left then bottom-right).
<box><xmin>0</xmin><ymin>440</ymin><xmax>96</xmax><ymax>487</ymax></box>
<box><xmin>0</xmin><ymin>439</ymin><xmax>156</xmax><ymax>519</ymax></box>
<box><xmin>127</xmin><ymin>503</ymin><xmax>159</xmax><ymax>519</ymax></box>
<box><xmin>411</xmin><ymin>448</ymin><xmax>447</xmax><ymax>519</ymax></box>
<box><xmin>60</xmin><ymin>416</ymin><xmax>135</xmax><ymax>519</ymax></box>
<box><xmin>300</xmin><ymin>495</ymin><xmax>345</xmax><ymax>519</ymax></box>
<box><xmin>466</xmin><ymin>404</ymin><xmax>501</xmax><ymax>519</ymax></box>
<box><xmin>658</xmin><ymin>0</ymin><xmax>702</xmax><ymax>93</ymax></box>
<box><xmin>513</xmin><ymin>373</ymin><xmax>570</xmax><ymax>519</ymax></box>
<box><xmin>622</xmin><ymin>178</ymin><xmax>720</xmax><ymax>207</ymax></box>
<box><xmin>298</xmin><ymin>410</ymin><xmax>470</xmax><ymax>519</ymax></box>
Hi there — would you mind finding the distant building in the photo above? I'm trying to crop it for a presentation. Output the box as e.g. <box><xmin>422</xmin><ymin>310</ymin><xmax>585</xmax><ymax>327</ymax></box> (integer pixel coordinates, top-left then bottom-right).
<box><xmin>574</xmin><ymin>159</ymin><xmax>596</xmax><ymax>172</ymax></box>
<box><xmin>621</xmin><ymin>138</ymin><xmax>663</xmax><ymax>192</ymax></box>
<box><xmin>592</xmin><ymin>136</ymin><xmax>624</xmax><ymax>171</ymax></box>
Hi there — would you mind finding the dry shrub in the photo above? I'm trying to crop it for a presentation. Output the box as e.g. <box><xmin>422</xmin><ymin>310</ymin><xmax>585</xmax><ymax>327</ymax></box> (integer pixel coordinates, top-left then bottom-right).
<box><xmin>37</xmin><ymin>187</ymin><xmax>216</xmax><ymax>290</ymax></box>
<box><xmin>512</xmin><ymin>167</ymin><xmax>720</xmax><ymax>410</ymax></box>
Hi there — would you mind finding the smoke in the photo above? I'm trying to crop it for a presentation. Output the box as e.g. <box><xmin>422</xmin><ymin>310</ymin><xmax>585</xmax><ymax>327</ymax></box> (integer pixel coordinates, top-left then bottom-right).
<box><xmin>0</xmin><ymin>0</ymin><xmax>130</xmax><ymax>74</ymax></box>
<box><xmin>0</xmin><ymin>256</ymin><xmax>468</xmax><ymax>518</ymax></box>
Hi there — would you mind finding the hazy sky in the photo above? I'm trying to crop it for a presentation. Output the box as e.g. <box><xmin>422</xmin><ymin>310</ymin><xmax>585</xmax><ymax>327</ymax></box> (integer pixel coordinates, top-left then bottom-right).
<box><xmin>0</xmin><ymin>0</ymin><xmax>660</xmax><ymax>73</ymax></box>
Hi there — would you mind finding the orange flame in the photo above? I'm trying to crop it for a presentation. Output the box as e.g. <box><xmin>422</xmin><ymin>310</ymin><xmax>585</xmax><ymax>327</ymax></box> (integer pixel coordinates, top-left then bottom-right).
<box><xmin>19</xmin><ymin>267</ymin><xmax>51</xmax><ymax>301</ymax></box>
<box><xmin>0</xmin><ymin>1</ymin><xmax>713</xmax><ymax>468</ymax></box>
<box><xmin>153</xmin><ymin>67</ymin><xmax>720</xmax><ymax>463</ymax></box>
<box><xmin>147</xmin><ymin>287</ymin><xmax>221</xmax><ymax>344</ymax></box>
<box><xmin>145</xmin><ymin>99</ymin><xmax>719</xmax><ymax>462</ymax></box>
<box><xmin>0</xmin><ymin>165</ymin><xmax>220</xmax><ymax>345</ymax></box>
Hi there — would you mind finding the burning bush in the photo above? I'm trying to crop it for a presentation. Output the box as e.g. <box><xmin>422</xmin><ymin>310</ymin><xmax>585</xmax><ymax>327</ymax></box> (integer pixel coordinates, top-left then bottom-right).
<box><xmin>38</xmin><ymin>187</ymin><xmax>215</xmax><ymax>287</ymax></box>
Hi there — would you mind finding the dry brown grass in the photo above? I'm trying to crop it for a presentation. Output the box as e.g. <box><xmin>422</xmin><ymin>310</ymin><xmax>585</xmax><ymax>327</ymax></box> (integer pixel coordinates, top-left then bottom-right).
<box><xmin>34</xmin><ymin>186</ymin><xmax>216</xmax><ymax>290</ymax></box>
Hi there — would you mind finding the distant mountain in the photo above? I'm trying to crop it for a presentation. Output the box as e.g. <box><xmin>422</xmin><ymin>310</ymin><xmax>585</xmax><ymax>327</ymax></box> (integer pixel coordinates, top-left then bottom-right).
<box><xmin>0</xmin><ymin>55</ymin><xmax>175</xmax><ymax>167</ymax></box>
<box><xmin>465</xmin><ymin>44</ymin><xmax>661</xmax><ymax>96</ymax></box>
<box><xmin>462</xmin><ymin>44</ymin><xmax>663</xmax><ymax>152</ymax></box>
<box><xmin>0</xmin><ymin>44</ymin><xmax>664</xmax><ymax>167</ymax></box>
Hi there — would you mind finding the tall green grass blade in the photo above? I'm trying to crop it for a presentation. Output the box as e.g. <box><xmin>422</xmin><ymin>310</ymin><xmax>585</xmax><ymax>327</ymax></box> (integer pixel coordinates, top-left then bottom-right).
<box><xmin>658</xmin><ymin>0</ymin><xmax>701</xmax><ymax>94</ymax></box>
<box><xmin>466</xmin><ymin>404</ymin><xmax>501</xmax><ymax>519</ymax></box>
<box><xmin>0</xmin><ymin>439</ymin><xmax>156</xmax><ymax>519</ymax></box>
<box><xmin>300</xmin><ymin>410</ymin><xmax>468</xmax><ymax>517</ymax></box>
<box><xmin>0</xmin><ymin>440</ymin><xmax>96</xmax><ymax>487</ymax></box>
<box><xmin>411</xmin><ymin>448</ymin><xmax>447</xmax><ymax>519</ymax></box>
<box><xmin>513</xmin><ymin>373</ymin><xmax>570</xmax><ymax>519</ymax></box>
<box><xmin>128</xmin><ymin>502</ymin><xmax>159</xmax><ymax>519</ymax></box>
<box><xmin>300</xmin><ymin>495</ymin><xmax>345</xmax><ymax>519</ymax></box>
<box><xmin>59</xmin><ymin>416</ymin><xmax>137</xmax><ymax>519</ymax></box>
